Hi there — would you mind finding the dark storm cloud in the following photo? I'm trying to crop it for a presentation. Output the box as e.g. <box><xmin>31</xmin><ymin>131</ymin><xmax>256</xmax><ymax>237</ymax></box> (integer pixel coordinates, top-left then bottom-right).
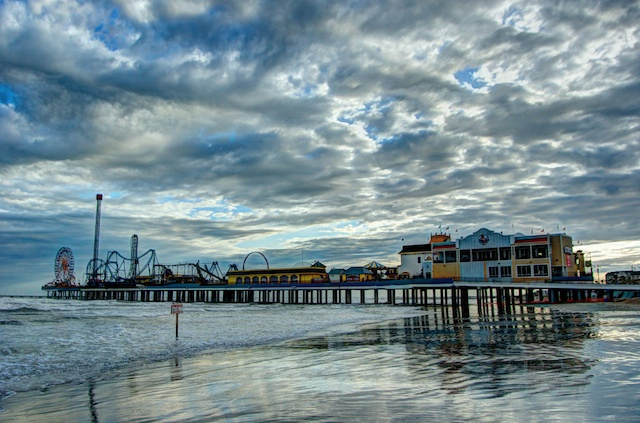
<box><xmin>1</xmin><ymin>0</ymin><xmax>639</xmax><ymax>294</ymax></box>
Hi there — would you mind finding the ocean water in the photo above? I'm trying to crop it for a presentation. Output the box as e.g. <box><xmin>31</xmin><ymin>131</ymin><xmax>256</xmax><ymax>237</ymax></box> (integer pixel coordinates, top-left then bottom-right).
<box><xmin>1</xmin><ymin>296</ymin><xmax>639</xmax><ymax>422</ymax></box>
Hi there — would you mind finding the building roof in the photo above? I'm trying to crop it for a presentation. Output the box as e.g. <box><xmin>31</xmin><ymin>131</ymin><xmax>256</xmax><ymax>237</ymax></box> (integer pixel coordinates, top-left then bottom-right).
<box><xmin>343</xmin><ymin>267</ymin><xmax>373</xmax><ymax>275</ymax></box>
<box><xmin>399</xmin><ymin>244</ymin><xmax>431</xmax><ymax>254</ymax></box>
<box><xmin>514</xmin><ymin>235</ymin><xmax>548</xmax><ymax>244</ymax></box>
<box><xmin>432</xmin><ymin>242</ymin><xmax>456</xmax><ymax>250</ymax></box>
<box><xmin>328</xmin><ymin>268</ymin><xmax>345</xmax><ymax>275</ymax></box>
<box><xmin>228</xmin><ymin>266</ymin><xmax>327</xmax><ymax>276</ymax></box>
<box><xmin>428</xmin><ymin>234</ymin><xmax>451</xmax><ymax>243</ymax></box>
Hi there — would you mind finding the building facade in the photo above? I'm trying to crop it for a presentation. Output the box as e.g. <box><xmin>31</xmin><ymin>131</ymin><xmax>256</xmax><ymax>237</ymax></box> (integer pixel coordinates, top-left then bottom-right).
<box><xmin>398</xmin><ymin>228</ymin><xmax>590</xmax><ymax>282</ymax></box>
<box><xmin>328</xmin><ymin>268</ymin><xmax>345</xmax><ymax>283</ymax></box>
<box><xmin>457</xmin><ymin>228</ymin><xmax>512</xmax><ymax>282</ymax></box>
<box><xmin>398</xmin><ymin>243</ymin><xmax>430</xmax><ymax>278</ymax></box>
<box><xmin>227</xmin><ymin>261</ymin><xmax>328</xmax><ymax>285</ymax></box>
<box><xmin>398</xmin><ymin>234</ymin><xmax>451</xmax><ymax>278</ymax></box>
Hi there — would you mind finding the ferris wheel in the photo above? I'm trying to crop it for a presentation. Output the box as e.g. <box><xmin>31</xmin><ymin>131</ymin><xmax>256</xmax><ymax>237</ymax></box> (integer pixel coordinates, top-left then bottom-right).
<box><xmin>54</xmin><ymin>247</ymin><xmax>76</xmax><ymax>285</ymax></box>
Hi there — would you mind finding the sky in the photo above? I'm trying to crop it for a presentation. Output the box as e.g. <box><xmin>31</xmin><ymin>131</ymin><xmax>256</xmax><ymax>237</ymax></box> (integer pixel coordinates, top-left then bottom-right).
<box><xmin>1</xmin><ymin>0</ymin><xmax>639</xmax><ymax>295</ymax></box>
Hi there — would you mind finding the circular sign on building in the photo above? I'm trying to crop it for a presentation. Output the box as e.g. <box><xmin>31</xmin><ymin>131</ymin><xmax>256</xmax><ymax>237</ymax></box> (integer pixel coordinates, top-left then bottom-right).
<box><xmin>479</xmin><ymin>234</ymin><xmax>489</xmax><ymax>245</ymax></box>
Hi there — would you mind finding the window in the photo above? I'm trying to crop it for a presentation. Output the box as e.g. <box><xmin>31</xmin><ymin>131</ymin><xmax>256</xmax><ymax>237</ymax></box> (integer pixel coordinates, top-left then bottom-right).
<box><xmin>236</xmin><ymin>277</ymin><xmax>242</xmax><ymax>284</ymax></box>
<box><xmin>501</xmin><ymin>266</ymin><xmax>512</xmax><ymax>277</ymax></box>
<box><xmin>472</xmin><ymin>248</ymin><xmax>498</xmax><ymax>261</ymax></box>
<box><xmin>515</xmin><ymin>246</ymin><xmax>531</xmax><ymax>259</ymax></box>
<box><xmin>291</xmin><ymin>275</ymin><xmax>298</xmax><ymax>282</ymax></box>
<box><xmin>252</xmin><ymin>276</ymin><xmax>259</xmax><ymax>284</ymax></box>
<box><xmin>534</xmin><ymin>265</ymin><xmax>549</xmax><ymax>277</ymax></box>
<box><xmin>270</xmin><ymin>275</ymin><xmax>278</xmax><ymax>283</ymax></box>
<box><xmin>280</xmin><ymin>275</ymin><xmax>289</xmax><ymax>283</ymax></box>
<box><xmin>432</xmin><ymin>253</ymin><xmax>443</xmax><ymax>263</ymax></box>
<box><xmin>489</xmin><ymin>267</ymin><xmax>499</xmax><ymax>278</ymax></box>
<box><xmin>261</xmin><ymin>276</ymin><xmax>268</xmax><ymax>284</ymax></box>
<box><xmin>517</xmin><ymin>265</ymin><xmax>532</xmax><ymax>277</ymax></box>
<box><xmin>445</xmin><ymin>251</ymin><xmax>457</xmax><ymax>263</ymax></box>
<box><xmin>532</xmin><ymin>245</ymin><xmax>548</xmax><ymax>258</ymax></box>
<box><xmin>552</xmin><ymin>266</ymin><xmax>563</xmax><ymax>277</ymax></box>
<box><xmin>460</xmin><ymin>250</ymin><xmax>471</xmax><ymax>262</ymax></box>
<box><xmin>500</xmin><ymin>247</ymin><xmax>511</xmax><ymax>260</ymax></box>
<box><xmin>418</xmin><ymin>256</ymin><xmax>422</xmax><ymax>264</ymax></box>
<box><xmin>244</xmin><ymin>277</ymin><xmax>251</xmax><ymax>284</ymax></box>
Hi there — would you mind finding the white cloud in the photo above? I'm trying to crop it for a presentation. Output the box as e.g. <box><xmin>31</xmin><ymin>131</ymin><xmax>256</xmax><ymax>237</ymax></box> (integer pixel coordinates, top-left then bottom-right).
<box><xmin>1</xmin><ymin>0</ymin><xmax>639</xmax><ymax>294</ymax></box>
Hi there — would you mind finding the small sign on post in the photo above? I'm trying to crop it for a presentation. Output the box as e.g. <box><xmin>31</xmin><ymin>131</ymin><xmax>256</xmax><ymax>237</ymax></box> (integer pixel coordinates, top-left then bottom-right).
<box><xmin>171</xmin><ymin>302</ymin><xmax>183</xmax><ymax>338</ymax></box>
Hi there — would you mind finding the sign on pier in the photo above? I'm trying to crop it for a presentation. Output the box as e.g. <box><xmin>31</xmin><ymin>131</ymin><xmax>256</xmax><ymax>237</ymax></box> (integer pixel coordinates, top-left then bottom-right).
<box><xmin>171</xmin><ymin>302</ymin><xmax>183</xmax><ymax>338</ymax></box>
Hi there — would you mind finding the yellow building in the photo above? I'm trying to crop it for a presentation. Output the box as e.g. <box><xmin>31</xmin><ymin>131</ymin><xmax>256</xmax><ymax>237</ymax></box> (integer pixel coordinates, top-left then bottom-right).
<box><xmin>227</xmin><ymin>261</ymin><xmax>328</xmax><ymax>285</ymax></box>
<box><xmin>550</xmin><ymin>234</ymin><xmax>575</xmax><ymax>277</ymax></box>
<box><xmin>431</xmin><ymin>240</ymin><xmax>460</xmax><ymax>280</ymax></box>
<box><xmin>341</xmin><ymin>266</ymin><xmax>375</xmax><ymax>282</ymax></box>
<box><xmin>512</xmin><ymin>233</ymin><xmax>583</xmax><ymax>281</ymax></box>
<box><xmin>512</xmin><ymin>235</ymin><xmax>554</xmax><ymax>282</ymax></box>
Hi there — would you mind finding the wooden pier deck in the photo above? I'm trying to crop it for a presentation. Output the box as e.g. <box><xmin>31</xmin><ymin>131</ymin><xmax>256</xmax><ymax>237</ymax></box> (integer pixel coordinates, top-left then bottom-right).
<box><xmin>42</xmin><ymin>279</ymin><xmax>640</xmax><ymax>312</ymax></box>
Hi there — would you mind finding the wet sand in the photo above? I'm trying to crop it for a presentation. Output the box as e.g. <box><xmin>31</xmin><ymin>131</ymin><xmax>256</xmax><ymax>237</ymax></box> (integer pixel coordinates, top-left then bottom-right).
<box><xmin>3</xmin><ymin>304</ymin><xmax>640</xmax><ymax>422</ymax></box>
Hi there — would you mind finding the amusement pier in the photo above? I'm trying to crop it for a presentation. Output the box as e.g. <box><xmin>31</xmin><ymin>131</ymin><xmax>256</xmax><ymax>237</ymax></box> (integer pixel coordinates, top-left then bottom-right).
<box><xmin>43</xmin><ymin>194</ymin><xmax>639</xmax><ymax>307</ymax></box>
<box><xmin>44</xmin><ymin>278</ymin><xmax>640</xmax><ymax>305</ymax></box>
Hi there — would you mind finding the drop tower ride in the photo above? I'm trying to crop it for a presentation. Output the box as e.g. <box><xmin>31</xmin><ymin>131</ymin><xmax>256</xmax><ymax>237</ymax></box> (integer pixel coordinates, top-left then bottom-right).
<box><xmin>92</xmin><ymin>194</ymin><xmax>102</xmax><ymax>280</ymax></box>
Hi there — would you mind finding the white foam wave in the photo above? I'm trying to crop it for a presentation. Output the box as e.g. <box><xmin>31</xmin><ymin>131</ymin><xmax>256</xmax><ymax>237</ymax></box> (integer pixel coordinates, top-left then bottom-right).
<box><xmin>0</xmin><ymin>299</ymin><xmax>424</xmax><ymax>399</ymax></box>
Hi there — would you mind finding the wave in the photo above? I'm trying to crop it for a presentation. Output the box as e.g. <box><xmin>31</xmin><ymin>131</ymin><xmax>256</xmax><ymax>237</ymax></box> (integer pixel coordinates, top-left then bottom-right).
<box><xmin>0</xmin><ymin>300</ymin><xmax>426</xmax><ymax>400</ymax></box>
<box><xmin>0</xmin><ymin>307</ymin><xmax>44</xmax><ymax>314</ymax></box>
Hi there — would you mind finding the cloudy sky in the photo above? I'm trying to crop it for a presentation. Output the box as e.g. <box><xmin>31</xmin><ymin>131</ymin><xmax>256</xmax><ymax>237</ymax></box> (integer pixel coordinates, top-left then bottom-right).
<box><xmin>1</xmin><ymin>0</ymin><xmax>639</xmax><ymax>295</ymax></box>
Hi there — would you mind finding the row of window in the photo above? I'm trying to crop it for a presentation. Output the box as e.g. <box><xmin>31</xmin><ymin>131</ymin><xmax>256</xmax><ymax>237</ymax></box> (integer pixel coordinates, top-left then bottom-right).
<box><xmin>431</xmin><ymin>245</ymin><xmax>549</xmax><ymax>263</ymax></box>
<box><xmin>235</xmin><ymin>275</ymin><xmax>299</xmax><ymax>284</ymax></box>
<box><xmin>487</xmin><ymin>264</ymin><xmax>549</xmax><ymax>278</ymax></box>
<box><xmin>488</xmin><ymin>266</ymin><xmax>512</xmax><ymax>278</ymax></box>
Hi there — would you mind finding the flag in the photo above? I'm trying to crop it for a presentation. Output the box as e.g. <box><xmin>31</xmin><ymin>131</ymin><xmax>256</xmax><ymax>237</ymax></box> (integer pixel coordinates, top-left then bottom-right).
<box><xmin>455</xmin><ymin>229</ymin><xmax>458</xmax><ymax>232</ymax></box>
<box><xmin>445</xmin><ymin>226</ymin><xmax>449</xmax><ymax>231</ymax></box>
<box><xmin>541</xmin><ymin>229</ymin><xmax>545</xmax><ymax>233</ymax></box>
<box><xmin>563</xmin><ymin>227</ymin><xmax>566</xmax><ymax>231</ymax></box>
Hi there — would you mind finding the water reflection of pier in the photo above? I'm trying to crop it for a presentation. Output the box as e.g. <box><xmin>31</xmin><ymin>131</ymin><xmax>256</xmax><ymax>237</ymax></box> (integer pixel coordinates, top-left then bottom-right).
<box><xmin>294</xmin><ymin>303</ymin><xmax>598</xmax><ymax>399</ymax></box>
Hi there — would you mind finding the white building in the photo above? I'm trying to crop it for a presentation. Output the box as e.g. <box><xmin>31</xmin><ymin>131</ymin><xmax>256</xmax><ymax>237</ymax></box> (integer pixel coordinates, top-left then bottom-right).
<box><xmin>398</xmin><ymin>243</ymin><xmax>430</xmax><ymax>278</ymax></box>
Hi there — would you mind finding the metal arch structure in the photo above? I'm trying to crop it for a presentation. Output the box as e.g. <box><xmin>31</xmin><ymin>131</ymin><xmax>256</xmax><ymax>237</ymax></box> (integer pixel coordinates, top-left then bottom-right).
<box><xmin>242</xmin><ymin>251</ymin><xmax>269</xmax><ymax>270</ymax></box>
<box><xmin>85</xmin><ymin>259</ymin><xmax>106</xmax><ymax>285</ymax></box>
<box><xmin>205</xmin><ymin>262</ymin><xmax>225</xmax><ymax>280</ymax></box>
<box><xmin>135</xmin><ymin>249</ymin><xmax>159</xmax><ymax>280</ymax></box>
<box><xmin>85</xmin><ymin>249</ymin><xmax>159</xmax><ymax>285</ymax></box>
<box><xmin>104</xmin><ymin>250</ymin><xmax>129</xmax><ymax>282</ymax></box>
<box><xmin>193</xmin><ymin>261</ymin><xmax>227</xmax><ymax>284</ymax></box>
<box><xmin>152</xmin><ymin>260</ymin><xmax>228</xmax><ymax>285</ymax></box>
